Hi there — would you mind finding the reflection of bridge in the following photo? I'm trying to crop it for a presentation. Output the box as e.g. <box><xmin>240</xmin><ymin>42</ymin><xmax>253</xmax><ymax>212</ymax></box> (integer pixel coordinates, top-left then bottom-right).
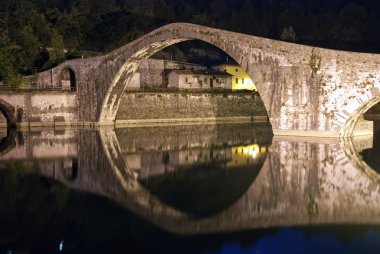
<box><xmin>1</xmin><ymin>23</ymin><xmax>380</xmax><ymax>136</ymax></box>
<box><xmin>1</xmin><ymin>124</ymin><xmax>380</xmax><ymax>234</ymax></box>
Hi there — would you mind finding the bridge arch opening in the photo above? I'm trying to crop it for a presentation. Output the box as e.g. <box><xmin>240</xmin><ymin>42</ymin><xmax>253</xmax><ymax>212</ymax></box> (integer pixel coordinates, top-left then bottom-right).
<box><xmin>340</xmin><ymin>95</ymin><xmax>380</xmax><ymax>137</ymax></box>
<box><xmin>99</xmin><ymin>33</ymin><xmax>271</xmax><ymax>125</ymax></box>
<box><xmin>60</xmin><ymin>67</ymin><xmax>77</xmax><ymax>90</ymax></box>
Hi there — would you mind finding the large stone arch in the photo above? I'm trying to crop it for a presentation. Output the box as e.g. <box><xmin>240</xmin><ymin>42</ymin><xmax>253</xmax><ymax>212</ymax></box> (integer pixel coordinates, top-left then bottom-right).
<box><xmin>94</xmin><ymin>23</ymin><xmax>291</xmax><ymax>126</ymax></box>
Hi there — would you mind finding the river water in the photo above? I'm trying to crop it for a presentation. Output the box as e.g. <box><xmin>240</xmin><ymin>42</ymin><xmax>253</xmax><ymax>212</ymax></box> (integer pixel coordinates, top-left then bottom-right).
<box><xmin>1</xmin><ymin>122</ymin><xmax>380</xmax><ymax>253</ymax></box>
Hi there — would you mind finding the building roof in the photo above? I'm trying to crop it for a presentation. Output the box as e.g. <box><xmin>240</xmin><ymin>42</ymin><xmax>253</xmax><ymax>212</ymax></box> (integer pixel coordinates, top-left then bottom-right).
<box><xmin>170</xmin><ymin>69</ymin><xmax>232</xmax><ymax>76</ymax></box>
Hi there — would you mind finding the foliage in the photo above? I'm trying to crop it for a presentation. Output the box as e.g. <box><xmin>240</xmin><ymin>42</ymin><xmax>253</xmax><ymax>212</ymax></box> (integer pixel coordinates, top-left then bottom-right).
<box><xmin>309</xmin><ymin>49</ymin><xmax>322</xmax><ymax>77</ymax></box>
<box><xmin>280</xmin><ymin>26</ymin><xmax>297</xmax><ymax>42</ymax></box>
<box><xmin>49</xmin><ymin>29</ymin><xmax>65</xmax><ymax>64</ymax></box>
<box><xmin>1</xmin><ymin>0</ymin><xmax>380</xmax><ymax>84</ymax></box>
<box><xmin>0</xmin><ymin>46</ymin><xmax>23</xmax><ymax>87</ymax></box>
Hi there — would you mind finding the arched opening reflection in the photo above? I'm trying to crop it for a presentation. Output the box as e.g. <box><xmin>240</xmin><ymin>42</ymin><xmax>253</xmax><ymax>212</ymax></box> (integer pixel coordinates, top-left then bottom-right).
<box><xmin>116</xmin><ymin>123</ymin><xmax>273</xmax><ymax>218</ymax></box>
<box><xmin>139</xmin><ymin>147</ymin><xmax>267</xmax><ymax>218</ymax></box>
<box><xmin>358</xmin><ymin>103</ymin><xmax>380</xmax><ymax>173</ymax></box>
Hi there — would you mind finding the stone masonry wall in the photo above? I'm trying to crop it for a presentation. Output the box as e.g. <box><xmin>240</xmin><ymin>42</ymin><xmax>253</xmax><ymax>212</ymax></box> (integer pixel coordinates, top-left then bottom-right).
<box><xmin>32</xmin><ymin>57</ymin><xmax>104</xmax><ymax>88</ymax></box>
<box><xmin>116</xmin><ymin>92</ymin><xmax>267</xmax><ymax>121</ymax></box>
<box><xmin>0</xmin><ymin>92</ymin><xmax>78</xmax><ymax>127</ymax></box>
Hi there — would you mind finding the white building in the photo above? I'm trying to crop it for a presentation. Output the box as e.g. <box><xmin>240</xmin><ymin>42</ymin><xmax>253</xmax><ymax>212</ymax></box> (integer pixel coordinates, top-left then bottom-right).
<box><xmin>168</xmin><ymin>70</ymin><xmax>232</xmax><ymax>89</ymax></box>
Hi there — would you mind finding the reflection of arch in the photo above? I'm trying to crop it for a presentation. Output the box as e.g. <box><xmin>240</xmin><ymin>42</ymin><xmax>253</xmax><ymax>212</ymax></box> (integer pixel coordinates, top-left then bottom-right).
<box><xmin>341</xmin><ymin>136</ymin><xmax>380</xmax><ymax>184</ymax></box>
<box><xmin>96</xmin><ymin>23</ymin><xmax>284</xmax><ymax>125</ymax></box>
<box><xmin>98</xmin><ymin>131</ymin><xmax>380</xmax><ymax>234</ymax></box>
<box><xmin>0</xmin><ymin>98</ymin><xmax>17</xmax><ymax>129</ymax></box>
<box><xmin>97</xmin><ymin>127</ymin><xmax>270</xmax><ymax>233</ymax></box>
<box><xmin>60</xmin><ymin>67</ymin><xmax>77</xmax><ymax>89</ymax></box>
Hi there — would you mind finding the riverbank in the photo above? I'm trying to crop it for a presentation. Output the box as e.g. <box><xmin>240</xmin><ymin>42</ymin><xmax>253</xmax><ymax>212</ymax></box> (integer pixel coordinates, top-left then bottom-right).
<box><xmin>116</xmin><ymin>91</ymin><xmax>268</xmax><ymax>126</ymax></box>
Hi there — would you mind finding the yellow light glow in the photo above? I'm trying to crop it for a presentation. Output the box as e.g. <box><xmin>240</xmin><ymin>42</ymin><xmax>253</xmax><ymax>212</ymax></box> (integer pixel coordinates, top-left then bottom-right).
<box><xmin>213</xmin><ymin>64</ymin><xmax>256</xmax><ymax>91</ymax></box>
<box><xmin>227</xmin><ymin>144</ymin><xmax>267</xmax><ymax>168</ymax></box>
<box><xmin>241</xmin><ymin>144</ymin><xmax>260</xmax><ymax>158</ymax></box>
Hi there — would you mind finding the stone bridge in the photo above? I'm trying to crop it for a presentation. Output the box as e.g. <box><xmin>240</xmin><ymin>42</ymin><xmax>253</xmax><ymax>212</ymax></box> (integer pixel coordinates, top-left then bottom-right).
<box><xmin>2</xmin><ymin>23</ymin><xmax>380</xmax><ymax>136</ymax></box>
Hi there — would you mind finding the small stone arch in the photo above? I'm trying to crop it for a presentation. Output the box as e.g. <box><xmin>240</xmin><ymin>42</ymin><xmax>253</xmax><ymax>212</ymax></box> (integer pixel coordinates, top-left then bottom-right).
<box><xmin>0</xmin><ymin>99</ymin><xmax>17</xmax><ymax>129</ymax></box>
<box><xmin>339</xmin><ymin>92</ymin><xmax>380</xmax><ymax>137</ymax></box>
<box><xmin>60</xmin><ymin>67</ymin><xmax>77</xmax><ymax>90</ymax></box>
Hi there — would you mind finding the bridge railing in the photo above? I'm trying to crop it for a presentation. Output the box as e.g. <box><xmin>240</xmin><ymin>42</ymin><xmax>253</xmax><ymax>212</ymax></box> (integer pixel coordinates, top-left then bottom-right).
<box><xmin>0</xmin><ymin>86</ymin><xmax>77</xmax><ymax>92</ymax></box>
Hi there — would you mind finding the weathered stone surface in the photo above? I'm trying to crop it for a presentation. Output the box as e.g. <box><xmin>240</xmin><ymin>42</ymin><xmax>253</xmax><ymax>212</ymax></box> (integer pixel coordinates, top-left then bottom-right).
<box><xmin>0</xmin><ymin>91</ymin><xmax>78</xmax><ymax>125</ymax></box>
<box><xmin>116</xmin><ymin>92</ymin><xmax>266</xmax><ymax>121</ymax></box>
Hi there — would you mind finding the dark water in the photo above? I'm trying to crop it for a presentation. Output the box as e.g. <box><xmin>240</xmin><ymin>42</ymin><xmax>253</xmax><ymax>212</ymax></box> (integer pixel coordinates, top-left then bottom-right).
<box><xmin>1</xmin><ymin>122</ymin><xmax>380</xmax><ymax>254</ymax></box>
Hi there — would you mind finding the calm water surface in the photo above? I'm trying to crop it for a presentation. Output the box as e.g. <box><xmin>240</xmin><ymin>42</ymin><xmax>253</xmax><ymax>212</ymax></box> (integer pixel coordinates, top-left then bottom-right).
<box><xmin>1</xmin><ymin>122</ymin><xmax>380</xmax><ymax>253</ymax></box>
